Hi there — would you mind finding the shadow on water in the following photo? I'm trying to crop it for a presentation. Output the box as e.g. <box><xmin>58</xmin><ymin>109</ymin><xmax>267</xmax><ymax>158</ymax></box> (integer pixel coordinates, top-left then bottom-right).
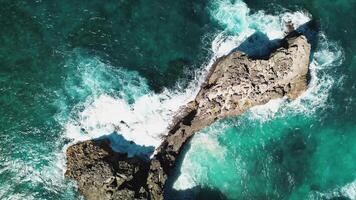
<box><xmin>94</xmin><ymin>132</ymin><xmax>155</xmax><ymax>160</ymax></box>
<box><xmin>231</xmin><ymin>30</ymin><xmax>282</xmax><ymax>59</ymax></box>
<box><xmin>295</xmin><ymin>20</ymin><xmax>320</xmax><ymax>87</ymax></box>
<box><xmin>162</xmin><ymin>126</ymin><xmax>318</xmax><ymax>199</ymax></box>
<box><xmin>296</xmin><ymin>20</ymin><xmax>320</xmax><ymax>46</ymax></box>
<box><xmin>230</xmin><ymin>19</ymin><xmax>320</xmax><ymax>60</ymax></box>
<box><xmin>163</xmin><ymin>137</ymin><xmax>227</xmax><ymax>200</ymax></box>
<box><xmin>229</xmin><ymin>20</ymin><xmax>319</xmax><ymax>86</ymax></box>
<box><xmin>165</xmin><ymin>186</ymin><xmax>228</xmax><ymax>200</ymax></box>
<box><xmin>328</xmin><ymin>197</ymin><xmax>352</xmax><ymax>200</ymax></box>
<box><xmin>83</xmin><ymin>131</ymin><xmax>226</xmax><ymax>199</ymax></box>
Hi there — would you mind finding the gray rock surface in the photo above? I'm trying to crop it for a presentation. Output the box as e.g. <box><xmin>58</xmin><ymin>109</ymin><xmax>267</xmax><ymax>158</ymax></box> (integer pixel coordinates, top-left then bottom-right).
<box><xmin>65</xmin><ymin>31</ymin><xmax>311</xmax><ymax>200</ymax></box>
<box><xmin>65</xmin><ymin>139</ymin><xmax>149</xmax><ymax>200</ymax></box>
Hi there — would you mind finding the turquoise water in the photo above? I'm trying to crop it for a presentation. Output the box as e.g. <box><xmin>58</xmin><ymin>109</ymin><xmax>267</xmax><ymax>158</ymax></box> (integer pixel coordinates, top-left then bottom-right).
<box><xmin>0</xmin><ymin>0</ymin><xmax>355</xmax><ymax>199</ymax></box>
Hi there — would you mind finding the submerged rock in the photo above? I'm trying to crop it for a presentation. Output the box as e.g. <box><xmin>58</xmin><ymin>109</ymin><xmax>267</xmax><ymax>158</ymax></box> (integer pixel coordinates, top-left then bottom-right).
<box><xmin>65</xmin><ymin>31</ymin><xmax>311</xmax><ymax>200</ymax></box>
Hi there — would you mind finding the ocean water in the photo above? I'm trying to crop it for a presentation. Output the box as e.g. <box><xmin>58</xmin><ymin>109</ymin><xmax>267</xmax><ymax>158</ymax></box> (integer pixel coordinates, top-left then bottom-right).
<box><xmin>0</xmin><ymin>0</ymin><xmax>355</xmax><ymax>200</ymax></box>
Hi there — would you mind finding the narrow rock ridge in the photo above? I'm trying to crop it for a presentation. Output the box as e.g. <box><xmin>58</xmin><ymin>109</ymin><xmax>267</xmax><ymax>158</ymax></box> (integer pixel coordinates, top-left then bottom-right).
<box><xmin>65</xmin><ymin>31</ymin><xmax>311</xmax><ymax>200</ymax></box>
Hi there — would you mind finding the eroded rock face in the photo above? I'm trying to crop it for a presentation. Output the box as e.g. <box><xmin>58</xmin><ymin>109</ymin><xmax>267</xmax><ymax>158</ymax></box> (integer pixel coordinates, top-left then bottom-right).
<box><xmin>65</xmin><ymin>32</ymin><xmax>311</xmax><ymax>200</ymax></box>
<box><xmin>65</xmin><ymin>139</ymin><xmax>149</xmax><ymax>200</ymax></box>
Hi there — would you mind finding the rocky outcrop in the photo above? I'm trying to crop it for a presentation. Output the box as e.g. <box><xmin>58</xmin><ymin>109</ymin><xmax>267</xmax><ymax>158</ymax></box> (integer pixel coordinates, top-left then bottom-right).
<box><xmin>65</xmin><ymin>31</ymin><xmax>311</xmax><ymax>200</ymax></box>
<box><xmin>65</xmin><ymin>139</ymin><xmax>150</xmax><ymax>200</ymax></box>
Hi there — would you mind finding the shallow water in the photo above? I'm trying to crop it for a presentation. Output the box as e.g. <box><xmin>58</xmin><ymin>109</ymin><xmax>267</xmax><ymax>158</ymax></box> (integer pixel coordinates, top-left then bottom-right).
<box><xmin>0</xmin><ymin>0</ymin><xmax>355</xmax><ymax>199</ymax></box>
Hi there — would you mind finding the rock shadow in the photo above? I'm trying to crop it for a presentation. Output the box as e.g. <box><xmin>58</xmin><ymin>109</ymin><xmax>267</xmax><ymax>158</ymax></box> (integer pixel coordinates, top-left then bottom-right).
<box><xmin>95</xmin><ymin>132</ymin><xmax>155</xmax><ymax>160</ymax></box>
<box><xmin>296</xmin><ymin>20</ymin><xmax>320</xmax><ymax>48</ymax></box>
<box><xmin>230</xmin><ymin>20</ymin><xmax>319</xmax><ymax>86</ymax></box>
<box><xmin>163</xmin><ymin>137</ymin><xmax>227</xmax><ymax>200</ymax></box>
<box><xmin>232</xmin><ymin>31</ymin><xmax>282</xmax><ymax>59</ymax></box>
<box><xmin>230</xmin><ymin>20</ymin><xmax>319</xmax><ymax>59</ymax></box>
<box><xmin>295</xmin><ymin>20</ymin><xmax>320</xmax><ymax>87</ymax></box>
<box><xmin>165</xmin><ymin>186</ymin><xmax>228</xmax><ymax>200</ymax></box>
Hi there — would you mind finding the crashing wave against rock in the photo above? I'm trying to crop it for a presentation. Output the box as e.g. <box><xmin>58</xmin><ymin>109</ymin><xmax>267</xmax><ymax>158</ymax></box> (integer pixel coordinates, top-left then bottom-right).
<box><xmin>65</xmin><ymin>31</ymin><xmax>311</xmax><ymax>200</ymax></box>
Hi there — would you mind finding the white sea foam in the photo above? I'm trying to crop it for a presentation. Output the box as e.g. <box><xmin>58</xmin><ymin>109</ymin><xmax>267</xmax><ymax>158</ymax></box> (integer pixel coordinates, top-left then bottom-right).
<box><xmin>249</xmin><ymin>98</ymin><xmax>287</xmax><ymax>122</ymax></box>
<box><xmin>60</xmin><ymin>52</ymin><xmax>210</xmax><ymax>152</ymax></box>
<box><xmin>172</xmin><ymin>131</ymin><xmax>227</xmax><ymax>190</ymax></box>
<box><xmin>309</xmin><ymin>179</ymin><xmax>356</xmax><ymax>199</ymax></box>
<box><xmin>0</xmin><ymin>151</ymin><xmax>76</xmax><ymax>200</ymax></box>
<box><xmin>341</xmin><ymin>180</ymin><xmax>356</xmax><ymax>199</ymax></box>
<box><xmin>64</xmin><ymin>90</ymin><xmax>197</xmax><ymax>148</ymax></box>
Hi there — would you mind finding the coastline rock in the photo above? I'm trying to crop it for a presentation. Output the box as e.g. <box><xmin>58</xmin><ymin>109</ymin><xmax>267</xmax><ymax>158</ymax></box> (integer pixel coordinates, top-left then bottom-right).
<box><xmin>65</xmin><ymin>139</ymin><xmax>149</xmax><ymax>200</ymax></box>
<box><xmin>65</xmin><ymin>31</ymin><xmax>311</xmax><ymax>200</ymax></box>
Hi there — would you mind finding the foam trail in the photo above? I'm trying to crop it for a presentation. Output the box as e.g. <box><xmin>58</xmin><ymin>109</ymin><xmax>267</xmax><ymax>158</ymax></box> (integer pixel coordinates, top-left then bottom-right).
<box><xmin>172</xmin><ymin>126</ymin><xmax>229</xmax><ymax>190</ymax></box>
<box><xmin>60</xmin><ymin>51</ymin><xmax>210</xmax><ymax>151</ymax></box>
<box><xmin>341</xmin><ymin>180</ymin><xmax>356</xmax><ymax>199</ymax></box>
<box><xmin>64</xmin><ymin>91</ymin><xmax>197</xmax><ymax>148</ymax></box>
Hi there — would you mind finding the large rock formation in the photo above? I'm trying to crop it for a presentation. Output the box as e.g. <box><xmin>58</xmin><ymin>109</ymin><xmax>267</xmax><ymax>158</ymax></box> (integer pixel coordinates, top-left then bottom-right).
<box><xmin>65</xmin><ymin>31</ymin><xmax>311</xmax><ymax>200</ymax></box>
<box><xmin>65</xmin><ymin>139</ymin><xmax>150</xmax><ymax>200</ymax></box>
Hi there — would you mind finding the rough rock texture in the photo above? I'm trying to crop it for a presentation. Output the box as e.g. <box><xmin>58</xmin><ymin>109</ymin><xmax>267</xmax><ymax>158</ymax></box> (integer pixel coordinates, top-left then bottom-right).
<box><xmin>65</xmin><ymin>31</ymin><xmax>311</xmax><ymax>200</ymax></box>
<box><xmin>65</xmin><ymin>139</ymin><xmax>149</xmax><ymax>200</ymax></box>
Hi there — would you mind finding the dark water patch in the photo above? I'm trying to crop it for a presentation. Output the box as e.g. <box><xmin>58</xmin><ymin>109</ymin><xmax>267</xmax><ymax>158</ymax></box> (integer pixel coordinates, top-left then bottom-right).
<box><xmin>1</xmin><ymin>0</ymin><xmax>218</xmax><ymax>91</ymax></box>
<box><xmin>166</xmin><ymin>186</ymin><xmax>228</xmax><ymax>200</ymax></box>
<box><xmin>328</xmin><ymin>197</ymin><xmax>351</xmax><ymax>200</ymax></box>
<box><xmin>164</xmin><ymin>135</ymin><xmax>228</xmax><ymax>200</ymax></box>
<box><xmin>223</xmin><ymin>125</ymin><xmax>315</xmax><ymax>199</ymax></box>
<box><xmin>164</xmin><ymin>136</ymin><xmax>193</xmax><ymax>199</ymax></box>
<box><xmin>27</xmin><ymin>0</ymin><xmax>216</xmax><ymax>91</ymax></box>
<box><xmin>95</xmin><ymin>132</ymin><xmax>155</xmax><ymax>160</ymax></box>
<box><xmin>263</xmin><ymin>128</ymin><xmax>316</xmax><ymax>199</ymax></box>
<box><xmin>232</xmin><ymin>31</ymin><xmax>281</xmax><ymax>59</ymax></box>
